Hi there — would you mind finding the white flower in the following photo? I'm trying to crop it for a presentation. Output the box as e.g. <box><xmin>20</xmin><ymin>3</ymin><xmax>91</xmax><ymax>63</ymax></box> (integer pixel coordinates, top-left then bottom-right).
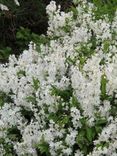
<box><xmin>14</xmin><ymin>0</ymin><xmax>20</xmax><ymax>6</ymax></box>
<box><xmin>0</xmin><ymin>3</ymin><xmax>9</xmax><ymax>11</ymax></box>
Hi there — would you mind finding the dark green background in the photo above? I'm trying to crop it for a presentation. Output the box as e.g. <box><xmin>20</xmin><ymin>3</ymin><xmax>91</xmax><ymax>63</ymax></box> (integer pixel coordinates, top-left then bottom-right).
<box><xmin>0</xmin><ymin>0</ymin><xmax>117</xmax><ymax>62</ymax></box>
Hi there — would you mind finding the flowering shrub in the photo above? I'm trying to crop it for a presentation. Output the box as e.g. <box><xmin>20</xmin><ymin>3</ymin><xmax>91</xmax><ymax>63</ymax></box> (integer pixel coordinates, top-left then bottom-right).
<box><xmin>0</xmin><ymin>0</ymin><xmax>117</xmax><ymax>155</ymax></box>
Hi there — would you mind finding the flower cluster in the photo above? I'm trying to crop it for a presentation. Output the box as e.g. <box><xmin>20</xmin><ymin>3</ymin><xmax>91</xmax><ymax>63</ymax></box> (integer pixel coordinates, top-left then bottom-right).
<box><xmin>0</xmin><ymin>1</ymin><xmax>117</xmax><ymax>155</ymax></box>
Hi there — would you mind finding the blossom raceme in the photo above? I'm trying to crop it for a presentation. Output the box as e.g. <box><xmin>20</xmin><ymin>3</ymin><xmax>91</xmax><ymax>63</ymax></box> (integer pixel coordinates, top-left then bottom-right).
<box><xmin>0</xmin><ymin>1</ymin><xmax>117</xmax><ymax>155</ymax></box>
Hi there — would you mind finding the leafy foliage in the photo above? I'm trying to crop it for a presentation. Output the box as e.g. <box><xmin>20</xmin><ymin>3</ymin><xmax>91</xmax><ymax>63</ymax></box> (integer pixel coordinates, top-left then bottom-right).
<box><xmin>51</xmin><ymin>85</ymin><xmax>73</xmax><ymax>102</ymax></box>
<box><xmin>0</xmin><ymin>91</ymin><xmax>13</xmax><ymax>107</ymax></box>
<box><xmin>0</xmin><ymin>0</ymin><xmax>72</xmax><ymax>62</ymax></box>
<box><xmin>100</xmin><ymin>74</ymin><xmax>108</xmax><ymax>100</ymax></box>
<box><xmin>36</xmin><ymin>137</ymin><xmax>50</xmax><ymax>156</ymax></box>
<box><xmin>76</xmin><ymin>116</ymin><xmax>107</xmax><ymax>155</ymax></box>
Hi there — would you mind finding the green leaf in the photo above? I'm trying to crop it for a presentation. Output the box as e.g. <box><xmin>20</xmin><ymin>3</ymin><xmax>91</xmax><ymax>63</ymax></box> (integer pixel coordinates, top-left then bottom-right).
<box><xmin>86</xmin><ymin>127</ymin><xmax>95</xmax><ymax>142</ymax></box>
<box><xmin>103</xmin><ymin>40</ymin><xmax>110</xmax><ymax>53</ymax></box>
<box><xmin>0</xmin><ymin>47</ymin><xmax>12</xmax><ymax>60</ymax></box>
<box><xmin>36</xmin><ymin>137</ymin><xmax>50</xmax><ymax>155</ymax></box>
<box><xmin>76</xmin><ymin>130</ymin><xmax>85</xmax><ymax>146</ymax></box>
<box><xmin>16</xmin><ymin>27</ymin><xmax>31</xmax><ymax>40</ymax></box>
<box><xmin>95</xmin><ymin>126</ymin><xmax>102</xmax><ymax>133</ymax></box>
<box><xmin>95</xmin><ymin>118</ymin><xmax>107</xmax><ymax>126</ymax></box>
<box><xmin>96</xmin><ymin>141</ymin><xmax>109</xmax><ymax>149</ymax></box>
<box><xmin>79</xmin><ymin>117</ymin><xmax>87</xmax><ymax>125</ymax></box>
<box><xmin>17</xmin><ymin>70</ymin><xmax>26</xmax><ymax>77</ymax></box>
<box><xmin>71</xmin><ymin>96</ymin><xmax>83</xmax><ymax>113</ymax></box>
<box><xmin>0</xmin><ymin>97</ymin><xmax>4</xmax><ymax>107</ymax></box>
<box><xmin>66</xmin><ymin>56</ymin><xmax>77</xmax><ymax>65</ymax></box>
<box><xmin>62</xmin><ymin>25</ymin><xmax>71</xmax><ymax>33</ymax></box>
<box><xmin>96</xmin><ymin>119</ymin><xmax>107</xmax><ymax>125</ymax></box>
<box><xmin>48</xmin><ymin>113</ymin><xmax>58</xmax><ymax>122</ymax></box>
<box><xmin>32</xmin><ymin>78</ymin><xmax>40</xmax><ymax>91</ymax></box>
<box><xmin>101</xmin><ymin>74</ymin><xmax>108</xmax><ymax>100</ymax></box>
<box><xmin>26</xmin><ymin>96</ymin><xmax>36</xmax><ymax>103</ymax></box>
<box><xmin>51</xmin><ymin>85</ymin><xmax>73</xmax><ymax>102</ymax></box>
<box><xmin>58</xmin><ymin>115</ymin><xmax>69</xmax><ymax>127</ymax></box>
<box><xmin>70</xmin><ymin>6</ymin><xmax>78</xmax><ymax>19</ymax></box>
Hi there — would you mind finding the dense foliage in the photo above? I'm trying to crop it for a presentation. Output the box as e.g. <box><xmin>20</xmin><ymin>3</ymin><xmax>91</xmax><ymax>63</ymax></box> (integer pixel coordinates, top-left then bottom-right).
<box><xmin>0</xmin><ymin>0</ymin><xmax>117</xmax><ymax>156</ymax></box>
